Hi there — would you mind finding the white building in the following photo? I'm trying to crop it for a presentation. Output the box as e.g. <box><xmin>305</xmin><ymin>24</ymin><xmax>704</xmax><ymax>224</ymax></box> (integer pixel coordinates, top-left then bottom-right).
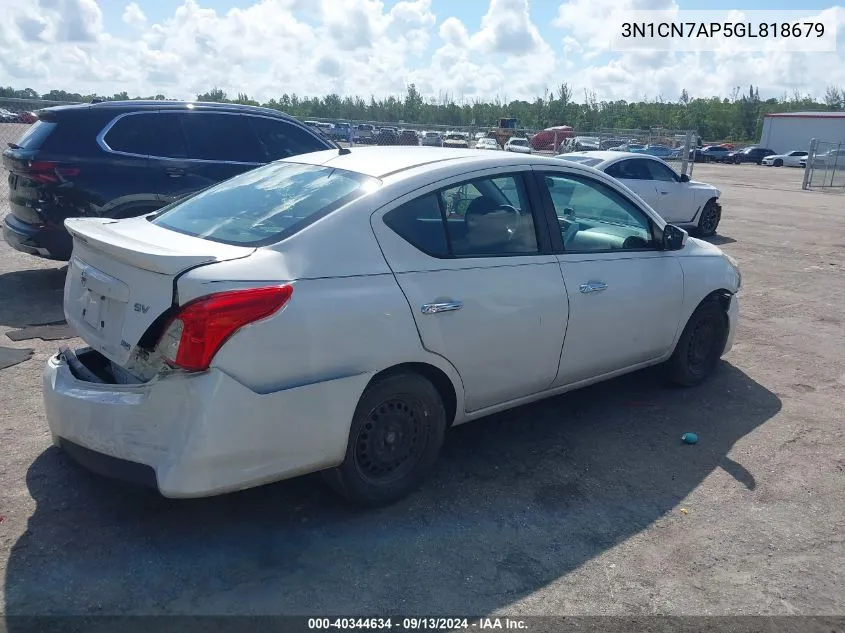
<box><xmin>759</xmin><ymin>112</ymin><xmax>845</xmax><ymax>154</ymax></box>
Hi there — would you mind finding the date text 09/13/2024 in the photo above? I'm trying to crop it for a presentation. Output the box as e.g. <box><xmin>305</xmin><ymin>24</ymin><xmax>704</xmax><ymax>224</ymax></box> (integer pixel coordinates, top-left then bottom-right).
<box><xmin>307</xmin><ymin>618</ymin><xmax>529</xmax><ymax>630</ymax></box>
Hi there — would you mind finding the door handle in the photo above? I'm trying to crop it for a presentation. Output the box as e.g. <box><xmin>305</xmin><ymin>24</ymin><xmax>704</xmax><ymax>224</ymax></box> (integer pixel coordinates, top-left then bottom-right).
<box><xmin>659</xmin><ymin>190</ymin><xmax>670</xmax><ymax>195</ymax></box>
<box><xmin>579</xmin><ymin>281</ymin><xmax>608</xmax><ymax>293</ymax></box>
<box><xmin>165</xmin><ymin>168</ymin><xmax>185</xmax><ymax>178</ymax></box>
<box><xmin>421</xmin><ymin>301</ymin><xmax>463</xmax><ymax>314</ymax></box>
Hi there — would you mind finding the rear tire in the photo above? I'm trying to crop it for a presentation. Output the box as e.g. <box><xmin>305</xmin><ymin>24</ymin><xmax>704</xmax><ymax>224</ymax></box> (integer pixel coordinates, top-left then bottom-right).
<box><xmin>665</xmin><ymin>298</ymin><xmax>728</xmax><ymax>387</ymax></box>
<box><xmin>695</xmin><ymin>199</ymin><xmax>721</xmax><ymax>237</ymax></box>
<box><xmin>322</xmin><ymin>373</ymin><xmax>446</xmax><ymax>507</ymax></box>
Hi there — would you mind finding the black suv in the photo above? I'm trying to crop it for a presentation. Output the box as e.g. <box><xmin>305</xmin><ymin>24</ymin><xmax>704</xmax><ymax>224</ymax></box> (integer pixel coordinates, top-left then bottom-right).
<box><xmin>3</xmin><ymin>101</ymin><xmax>335</xmax><ymax>260</ymax></box>
<box><xmin>725</xmin><ymin>146</ymin><xmax>775</xmax><ymax>165</ymax></box>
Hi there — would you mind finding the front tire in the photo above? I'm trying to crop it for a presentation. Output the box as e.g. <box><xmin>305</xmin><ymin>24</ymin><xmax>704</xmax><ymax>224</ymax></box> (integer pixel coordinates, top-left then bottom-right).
<box><xmin>665</xmin><ymin>298</ymin><xmax>729</xmax><ymax>387</ymax></box>
<box><xmin>695</xmin><ymin>199</ymin><xmax>721</xmax><ymax>237</ymax></box>
<box><xmin>774</xmin><ymin>159</ymin><xmax>783</xmax><ymax>167</ymax></box>
<box><xmin>322</xmin><ymin>373</ymin><xmax>447</xmax><ymax>507</ymax></box>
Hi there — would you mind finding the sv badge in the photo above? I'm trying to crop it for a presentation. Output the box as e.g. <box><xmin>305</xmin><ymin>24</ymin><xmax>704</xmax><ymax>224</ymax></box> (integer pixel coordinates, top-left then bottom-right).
<box><xmin>134</xmin><ymin>303</ymin><xmax>150</xmax><ymax>314</ymax></box>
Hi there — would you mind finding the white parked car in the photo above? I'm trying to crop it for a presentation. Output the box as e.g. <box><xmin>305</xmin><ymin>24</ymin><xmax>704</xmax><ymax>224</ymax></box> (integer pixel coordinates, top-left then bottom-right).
<box><xmin>761</xmin><ymin>150</ymin><xmax>808</xmax><ymax>167</ymax></box>
<box><xmin>44</xmin><ymin>147</ymin><xmax>741</xmax><ymax>506</ymax></box>
<box><xmin>504</xmin><ymin>137</ymin><xmax>531</xmax><ymax>154</ymax></box>
<box><xmin>556</xmin><ymin>151</ymin><xmax>723</xmax><ymax>237</ymax></box>
<box><xmin>475</xmin><ymin>137</ymin><xmax>499</xmax><ymax>150</ymax></box>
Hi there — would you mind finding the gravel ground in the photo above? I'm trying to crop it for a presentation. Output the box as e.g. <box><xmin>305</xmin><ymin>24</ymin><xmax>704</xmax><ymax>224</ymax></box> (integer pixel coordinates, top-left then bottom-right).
<box><xmin>0</xmin><ymin>163</ymin><xmax>843</xmax><ymax>619</ymax></box>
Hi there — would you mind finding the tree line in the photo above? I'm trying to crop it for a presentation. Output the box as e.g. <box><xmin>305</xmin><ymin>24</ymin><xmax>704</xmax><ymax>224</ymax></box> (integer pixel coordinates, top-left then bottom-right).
<box><xmin>2</xmin><ymin>83</ymin><xmax>844</xmax><ymax>142</ymax></box>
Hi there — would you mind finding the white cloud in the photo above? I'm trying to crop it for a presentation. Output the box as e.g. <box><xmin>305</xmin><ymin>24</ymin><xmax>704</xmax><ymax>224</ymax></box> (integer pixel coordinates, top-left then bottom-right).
<box><xmin>121</xmin><ymin>3</ymin><xmax>146</xmax><ymax>28</ymax></box>
<box><xmin>0</xmin><ymin>0</ymin><xmax>842</xmax><ymax>107</ymax></box>
<box><xmin>553</xmin><ymin>0</ymin><xmax>845</xmax><ymax>101</ymax></box>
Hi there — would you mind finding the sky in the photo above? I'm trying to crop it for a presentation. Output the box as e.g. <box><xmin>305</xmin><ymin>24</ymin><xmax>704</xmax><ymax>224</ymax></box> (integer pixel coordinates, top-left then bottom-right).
<box><xmin>0</xmin><ymin>0</ymin><xmax>843</xmax><ymax>104</ymax></box>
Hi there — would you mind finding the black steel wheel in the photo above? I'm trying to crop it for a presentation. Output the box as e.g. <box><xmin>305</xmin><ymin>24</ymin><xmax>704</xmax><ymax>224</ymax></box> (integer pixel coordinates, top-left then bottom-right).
<box><xmin>322</xmin><ymin>373</ymin><xmax>447</xmax><ymax>506</ymax></box>
<box><xmin>665</xmin><ymin>298</ymin><xmax>729</xmax><ymax>386</ymax></box>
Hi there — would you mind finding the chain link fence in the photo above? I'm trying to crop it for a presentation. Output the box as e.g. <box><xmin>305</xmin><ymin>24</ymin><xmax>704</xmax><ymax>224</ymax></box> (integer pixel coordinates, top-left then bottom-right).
<box><xmin>802</xmin><ymin>139</ymin><xmax>845</xmax><ymax>191</ymax></box>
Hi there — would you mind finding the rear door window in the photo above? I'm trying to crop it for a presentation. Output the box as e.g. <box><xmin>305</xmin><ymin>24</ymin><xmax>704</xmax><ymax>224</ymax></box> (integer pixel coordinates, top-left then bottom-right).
<box><xmin>147</xmin><ymin>112</ymin><xmax>188</xmax><ymax>159</ymax></box>
<box><xmin>179</xmin><ymin>113</ymin><xmax>264</xmax><ymax>163</ymax></box>
<box><xmin>151</xmin><ymin>162</ymin><xmax>379</xmax><ymax>246</ymax></box>
<box><xmin>103</xmin><ymin>113</ymin><xmax>154</xmax><ymax>155</ymax></box>
<box><xmin>605</xmin><ymin>159</ymin><xmax>652</xmax><ymax>180</ymax></box>
<box><xmin>383</xmin><ymin>194</ymin><xmax>449</xmax><ymax>257</ymax></box>
<box><xmin>247</xmin><ymin>116</ymin><xmax>330</xmax><ymax>161</ymax></box>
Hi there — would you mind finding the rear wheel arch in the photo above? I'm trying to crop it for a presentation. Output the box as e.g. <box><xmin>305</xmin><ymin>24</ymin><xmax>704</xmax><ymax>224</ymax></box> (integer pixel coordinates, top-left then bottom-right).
<box><xmin>365</xmin><ymin>362</ymin><xmax>458</xmax><ymax>427</ymax></box>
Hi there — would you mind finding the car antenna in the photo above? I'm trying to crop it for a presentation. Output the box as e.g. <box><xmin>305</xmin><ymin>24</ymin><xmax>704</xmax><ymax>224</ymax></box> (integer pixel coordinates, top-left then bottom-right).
<box><xmin>338</xmin><ymin>146</ymin><xmax>351</xmax><ymax>155</ymax></box>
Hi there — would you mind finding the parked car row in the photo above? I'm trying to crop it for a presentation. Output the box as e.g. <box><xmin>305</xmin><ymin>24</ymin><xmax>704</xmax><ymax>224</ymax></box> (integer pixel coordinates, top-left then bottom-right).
<box><xmin>0</xmin><ymin>108</ymin><xmax>38</xmax><ymax>123</ymax></box>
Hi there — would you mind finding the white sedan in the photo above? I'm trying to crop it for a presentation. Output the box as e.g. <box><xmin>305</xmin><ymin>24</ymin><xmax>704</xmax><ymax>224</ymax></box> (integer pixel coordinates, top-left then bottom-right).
<box><xmin>44</xmin><ymin>147</ymin><xmax>741</xmax><ymax>506</ymax></box>
<box><xmin>761</xmin><ymin>150</ymin><xmax>808</xmax><ymax>167</ymax></box>
<box><xmin>504</xmin><ymin>137</ymin><xmax>532</xmax><ymax>153</ymax></box>
<box><xmin>475</xmin><ymin>137</ymin><xmax>499</xmax><ymax>150</ymax></box>
<box><xmin>557</xmin><ymin>151</ymin><xmax>723</xmax><ymax>237</ymax></box>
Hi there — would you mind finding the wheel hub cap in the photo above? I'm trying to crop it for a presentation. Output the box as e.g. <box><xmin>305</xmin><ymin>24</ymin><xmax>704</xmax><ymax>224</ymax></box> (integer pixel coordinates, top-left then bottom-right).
<box><xmin>355</xmin><ymin>398</ymin><xmax>425</xmax><ymax>481</ymax></box>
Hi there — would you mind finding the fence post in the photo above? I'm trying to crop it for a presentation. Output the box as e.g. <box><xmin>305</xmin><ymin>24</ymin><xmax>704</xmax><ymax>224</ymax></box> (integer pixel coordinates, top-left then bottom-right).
<box><xmin>802</xmin><ymin>139</ymin><xmax>816</xmax><ymax>190</ymax></box>
<box><xmin>831</xmin><ymin>142</ymin><xmax>842</xmax><ymax>189</ymax></box>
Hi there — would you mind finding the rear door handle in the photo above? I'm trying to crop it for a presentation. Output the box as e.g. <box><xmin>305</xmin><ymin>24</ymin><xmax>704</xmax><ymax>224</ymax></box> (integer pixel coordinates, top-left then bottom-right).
<box><xmin>421</xmin><ymin>301</ymin><xmax>463</xmax><ymax>314</ymax></box>
<box><xmin>659</xmin><ymin>190</ymin><xmax>670</xmax><ymax>195</ymax></box>
<box><xmin>579</xmin><ymin>281</ymin><xmax>608</xmax><ymax>293</ymax></box>
<box><xmin>165</xmin><ymin>168</ymin><xmax>185</xmax><ymax>178</ymax></box>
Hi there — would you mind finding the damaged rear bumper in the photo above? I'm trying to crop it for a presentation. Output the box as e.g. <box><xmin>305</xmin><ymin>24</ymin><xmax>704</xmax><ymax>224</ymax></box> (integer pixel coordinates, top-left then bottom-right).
<box><xmin>42</xmin><ymin>348</ymin><xmax>371</xmax><ymax>497</ymax></box>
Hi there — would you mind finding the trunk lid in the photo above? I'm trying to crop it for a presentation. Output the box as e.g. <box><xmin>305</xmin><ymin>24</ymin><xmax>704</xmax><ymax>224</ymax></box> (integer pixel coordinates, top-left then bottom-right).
<box><xmin>64</xmin><ymin>216</ymin><xmax>255</xmax><ymax>366</ymax></box>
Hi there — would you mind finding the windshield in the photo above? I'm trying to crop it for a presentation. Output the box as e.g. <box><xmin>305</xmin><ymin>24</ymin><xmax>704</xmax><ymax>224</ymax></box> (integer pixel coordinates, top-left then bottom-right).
<box><xmin>510</xmin><ymin>139</ymin><xmax>528</xmax><ymax>146</ymax></box>
<box><xmin>151</xmin><ymin>162</ymin><xmax>380</xmax><ymax>247</ymax></box>
<box><xmin>556</xmin><ymin>155</ymin><xmax>603</xmax><ymax>167</ymax></box>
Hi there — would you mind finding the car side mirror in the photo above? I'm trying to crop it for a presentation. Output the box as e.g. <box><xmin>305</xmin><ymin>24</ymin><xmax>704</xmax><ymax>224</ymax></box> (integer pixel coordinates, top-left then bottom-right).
<box><xmin>662</xmin><ymin>224</ymin><xmax>687</xmax><ymax>251</ymax></box>
<box><xmin>680</xmin><ymin>173</ymin><xmax>690</xmax><ymax>183</ymax></box>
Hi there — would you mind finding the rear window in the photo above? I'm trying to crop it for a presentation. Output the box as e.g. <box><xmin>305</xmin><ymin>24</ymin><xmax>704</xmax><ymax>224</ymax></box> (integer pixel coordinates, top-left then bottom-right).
<box><xmin>556</xmin><ymin>155</ymin><xmax>603</xmax><ymax>167</ymax></box>
<box><xmin>150</xmin><ymin>162</ymin><xmax>380</xmax><ymax>247</ymax></box>
<box><xmin>103</xmin><ymin>113</ymin><xmax>153</xmax><ymax>154</ymax></box>
<box><xmin>12</xmin><ymin>120</ymin><xmax>56</xmax><ymax>150</ymax></box>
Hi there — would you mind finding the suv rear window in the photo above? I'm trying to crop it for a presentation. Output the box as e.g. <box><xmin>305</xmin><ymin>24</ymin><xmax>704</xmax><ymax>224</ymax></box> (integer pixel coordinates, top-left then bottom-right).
<box><xmin>151</xmin><ymin>162</ymin><xmax>380</xmax><ymax>246</ymax></box>
<box><xmin>12</xmin><ymin>120</ymin><xmax>57</xmax><ymax>150</ymax></box>
<box><xmin>103</xmin><ymin>113</ymin><xmax>152</xmax><ymax>154</ymax></box>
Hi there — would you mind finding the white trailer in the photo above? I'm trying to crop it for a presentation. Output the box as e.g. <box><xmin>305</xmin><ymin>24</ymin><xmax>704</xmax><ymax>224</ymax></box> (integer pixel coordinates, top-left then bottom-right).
<box><xmin>759</xmin><ymin>112</ymin><xmax>845</xmax><ymax>154</ymax></box>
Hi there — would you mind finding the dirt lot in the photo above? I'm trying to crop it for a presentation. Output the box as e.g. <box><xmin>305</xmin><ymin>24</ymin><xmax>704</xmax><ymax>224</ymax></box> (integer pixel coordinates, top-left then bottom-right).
<box><xmin>0</xmin><ymin>163</ymin><xmax>843</xmax><ymax>619</ymax></box>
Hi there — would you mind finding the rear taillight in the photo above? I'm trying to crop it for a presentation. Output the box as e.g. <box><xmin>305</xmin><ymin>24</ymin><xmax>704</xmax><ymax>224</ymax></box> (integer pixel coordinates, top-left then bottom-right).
<box><xmin>26</xmin><ymin>160</ymin><xmax>80</xmax><ymax>183</ymax></box>
<box><xmin>158</xmin><ymin>285</ymin><xmax>293</xmax><ymax>372</ymax></box>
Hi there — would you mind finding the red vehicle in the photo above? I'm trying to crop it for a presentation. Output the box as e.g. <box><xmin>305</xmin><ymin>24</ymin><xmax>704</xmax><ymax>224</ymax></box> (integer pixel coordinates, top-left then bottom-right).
<box><xmin>15</xmin><ymin>111</ymin><xmax>38</xmax><ymax>124</ymax></box>
<box><xmin>530</xmin><ymin>125</ymin><xmax>573</xmax><ymax>151</ymax></box>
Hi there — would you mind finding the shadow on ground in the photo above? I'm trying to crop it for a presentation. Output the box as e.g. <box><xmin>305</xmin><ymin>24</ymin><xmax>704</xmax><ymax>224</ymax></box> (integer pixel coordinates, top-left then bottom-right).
<box><xmin>0</xmin><ymin>267</ymin><xmax>67</xmax><ymax>329</ymax></box>
<box><xmin>4</xmin><ymin>363</ymin><xmax>780</xmax><ymax>616</ymax></box>
<box><xmin>702</xmin><ymin>235</ymin><xmax>737</xmax><ymax>246</ymax></box>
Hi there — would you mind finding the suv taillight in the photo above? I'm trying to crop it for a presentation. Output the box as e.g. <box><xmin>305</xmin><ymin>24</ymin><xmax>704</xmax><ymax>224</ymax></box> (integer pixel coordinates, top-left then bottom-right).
<box><xmin>26</xmin><ymin>160</ymin><xmax>80</xmax><ymax>183</ymax></box>
<box><xmin>158</xmin><ymin>285</ymin><xmax>293</xmax><ymax>372</ymax></box>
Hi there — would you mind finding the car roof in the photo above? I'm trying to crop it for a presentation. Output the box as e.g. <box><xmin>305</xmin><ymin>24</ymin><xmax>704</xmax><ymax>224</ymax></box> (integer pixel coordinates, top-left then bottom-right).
<box><xmin>282</xmin><ymin>146</ymin><xmax>595</xmax><ymax>179</ymax></box>
<box><xmin>39</xmin><ymin>100</ymin><xmax>303</xmax><ymax>122</ymax></box>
